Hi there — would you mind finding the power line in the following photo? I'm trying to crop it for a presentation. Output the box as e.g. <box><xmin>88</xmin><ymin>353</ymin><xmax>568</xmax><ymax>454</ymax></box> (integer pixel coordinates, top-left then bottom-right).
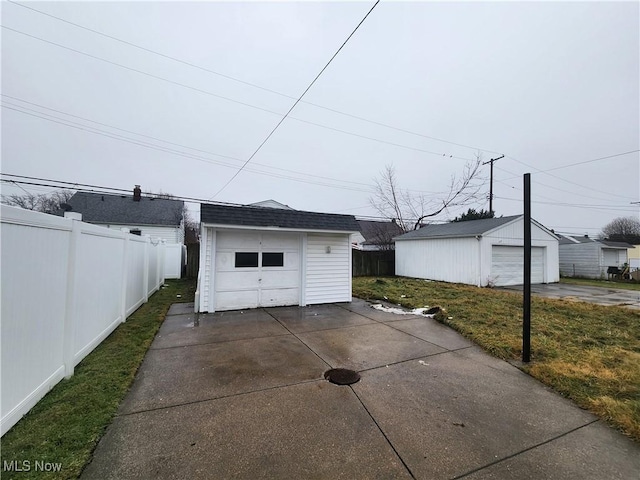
<box><xmin>0</xmin><ymin>174</ymin><xmax>457</xmax><ymax>222</ymax></box>
<box><xmin>1</xmin><ymin>103</ymin><xmax>374</xmax><ymax>193</ymax></box>
<box><xmin>494</xmin><ymin>195</ymin><xmax>638</xmax><ymax>213</ymax></box>
<box><xmin>7</xmin><ymin>2</ymin><xmax>636</xmax><ymax>204</ymax></box>
<box><xmin>0</xmin><ymin>175</ymin><xmax>242</xmax><ymax>206</ymax></box>
<box><xmin>3</xmin><ymin>99</ymin><xmax>459</xmax><ymax>197</ymax></box>
<box><xmin>6</xmin><ymin>0</ymin><xmax>289</xmax><ymax>99</ymax></box>
<box><xmin>1</xmin><ymin>95</ymin><xmax>377</xmax><ymax>190</ymax></box>
<box><xmin>7</xmin><ymin>0</ymin><xmax>504</xmax><ymax>156</ymax></box>
<box><xmin>2</xmin><ymin>25</ymin><xmax>474</xmax><ymax>163</ymax></box>
<box><xmin>2</xmin><ymin>101</ymin><xmax>464</xmax><ymax>199</ymax></box>
<box><xmin>1</xmin><ymin>25</ymin><xmax>283</xmax><ymax>115</ymax></box>
<box><xmin>540</xmin><ymin>150</ymin><xmax>639</xmax><ymax>173</ymax></box>
<box><xmin>209</xmin><ymin>0</ymin><xmax>380</xmax><ymax>198</ymax></box>
<box><xmin>494</xmin><ymin>166</ymin><xmax>633</xmax><ymax>205</ymax></box>
<box><xmin>503</xmin><ymin>153</ymin><xmax>637</xmax><ymax>201</ymax></box>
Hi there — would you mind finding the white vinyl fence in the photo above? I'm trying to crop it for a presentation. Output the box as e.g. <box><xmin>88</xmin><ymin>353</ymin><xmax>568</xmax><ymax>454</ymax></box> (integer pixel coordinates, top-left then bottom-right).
<box><xmin>1</xmin><ymin>205</ymin><xmax>167</xmax><ymax>436</ymax></box>
<box><xmin>163</xmin><ymin>243</ymin><xmax>184</xmax><ymax>279</ymax></box>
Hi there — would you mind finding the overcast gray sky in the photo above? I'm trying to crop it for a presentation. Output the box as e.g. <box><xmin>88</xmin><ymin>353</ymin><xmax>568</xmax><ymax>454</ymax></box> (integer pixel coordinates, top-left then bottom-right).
<box><xmin>2</xmin><ymin>0</ymin><xmax>639</xmax><ymax>236</ymax></box>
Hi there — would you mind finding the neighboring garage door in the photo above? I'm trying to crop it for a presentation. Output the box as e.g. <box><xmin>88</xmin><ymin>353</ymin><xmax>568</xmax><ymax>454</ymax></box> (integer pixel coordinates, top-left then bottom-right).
<box><xmin>491</xmin><ymin>246</ymin><xmax>544</xmax><ymax>286</ymax></box>
<box><xmin>602</xmin><ymin>248</ymin><xmax>621</xmax><ymax>268</ymax></box>
<box><xmin>214</xmin><ymin>230</ymin><xmax>301</xmax><ymax>311</ymax></box>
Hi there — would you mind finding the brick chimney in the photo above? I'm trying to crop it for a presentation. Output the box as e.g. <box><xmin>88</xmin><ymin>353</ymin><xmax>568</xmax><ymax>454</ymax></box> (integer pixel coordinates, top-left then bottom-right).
<box><xmin>133</xmin><ymin>185</ymin><xmax>141</xmax><ymax>202</ymax></box>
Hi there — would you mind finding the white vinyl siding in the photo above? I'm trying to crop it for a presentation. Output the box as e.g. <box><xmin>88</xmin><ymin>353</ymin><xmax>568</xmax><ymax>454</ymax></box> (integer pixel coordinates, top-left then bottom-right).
<box><xmin>395</xmin><ymin>237</ymin><xmax>480</xmax><ymax>285</ymax></box>
<box><xmin>106</xmin><ymin>224</ymin><xmax>184</xmax><ymax>244</ymax></box>
<box><xmin>395</xmin><ymin>216</ymin><xmax>559</xmax><ymax>287</ymax></box>
<box><xmin>559</xmin><ymin>243</ymin><xmax>601</xmax><ymax>278</ymax></box>
<box><xmin>197</xmin><ymin>227</ymin><xmax>353</xmax><ymax>312</ymax></box>
<box><xmin>305</xmin><ymin>233</ymin><xmax>351</xmax><ymax>304</ymax></box>
<box><xmin>559</xmin><ymin>243</ymin><xmax>628</xmax><ymax>279</ymax></box>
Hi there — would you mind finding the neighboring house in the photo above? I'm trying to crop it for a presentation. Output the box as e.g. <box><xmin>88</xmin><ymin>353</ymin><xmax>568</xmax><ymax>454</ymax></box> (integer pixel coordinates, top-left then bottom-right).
<box><xmin>196</xmin><ymin>202</ymin><xmax>359</xmax><ymax>312</ymax></box>
<box><xmin>352</xmin><ymin>219</ymin><xmax>405</xmax><ymax>250</ymax></box>
<box><xmin>65</xmin><ymin>187</ymin><xmax>185</xmax><ymax>244</ymax></box>
<box><xmin>628</xmin><ymin>244</ymin><xmax>640</xmax><ymax>269</ymax></box>
<box><xmin>394</xmin><ymin>215</ymin><xmax>559</xmax><ymax>287</ymax></box>
<box><xmin>558</xmin><ymin>235</ymin><xmax>633</xmax><ymax>278</ymax></box>
<box><xmin>249</xmin><ymin>199</ymin><xmax>293</xmax><ymax>209</ymax></box>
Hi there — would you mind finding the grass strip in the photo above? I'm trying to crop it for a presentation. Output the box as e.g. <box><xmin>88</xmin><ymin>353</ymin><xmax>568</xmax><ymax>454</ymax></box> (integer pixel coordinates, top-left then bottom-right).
<box><xmin>353</xmin><ymin>276</ymin><xmax>640</xmax><ymax>441</ymax></box>
<box><xmin>1</xmin><ymin>279</ymin><xmax>197</xmax><ymax>480</ymax></box>
<box><xmin>560</xmin><ymin>276</ymin><xmax>640</xmax><ymax>291</ymax></box>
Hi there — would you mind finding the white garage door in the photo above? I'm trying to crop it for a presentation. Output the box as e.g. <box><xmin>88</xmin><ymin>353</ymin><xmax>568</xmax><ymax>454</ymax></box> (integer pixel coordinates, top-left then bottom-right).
<box><xmin>214</xmin><ymin>231</ymin><xmax>301</xmax><ymax>311</ymax></box>
<box><xmin>602</xmin><ymin>248</ymin><xmax>621</xmax><ymax>267</ymax></box>
<box><xmin>491</xmin><ymin>246</ymin><xmax>544</xmax><ymax>286</ymax></box>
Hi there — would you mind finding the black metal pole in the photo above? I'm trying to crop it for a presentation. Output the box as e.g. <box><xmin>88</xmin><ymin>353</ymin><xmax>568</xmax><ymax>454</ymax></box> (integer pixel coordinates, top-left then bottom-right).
<box><xmin>523</xmin><ymin>173</ymin><xmax>531</xmax><ymax>363</ymax></box>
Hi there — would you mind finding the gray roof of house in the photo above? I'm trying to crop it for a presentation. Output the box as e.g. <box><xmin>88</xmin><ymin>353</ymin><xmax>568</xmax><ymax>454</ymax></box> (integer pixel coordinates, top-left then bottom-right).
<box><xmin>558</xmin><ymin>235</ymin><xmax>634</xmax><ymax>249</ymax></box>
<box><xmin>66</xmin><ymin>192</ymin><xmax>184</xmax><ymax>226</ymax></box>
<box><xmin>201</xmin><ymin>203</ymin><xmax>359</xmax><ymax>232</ymax></box>
<box><xmin>394</xmin><ymin>215</ymin><xmax>522</xmax><ymax>240</ymax></box>
<box><xmin>601</xmin><ymin>240</ymin><xmax>635</xmax><ymax>248</ymax></box>
<box><xmin>357</xmin><ymin>219</ymin><xmax>405</xmax><ymax>244</ymax></box>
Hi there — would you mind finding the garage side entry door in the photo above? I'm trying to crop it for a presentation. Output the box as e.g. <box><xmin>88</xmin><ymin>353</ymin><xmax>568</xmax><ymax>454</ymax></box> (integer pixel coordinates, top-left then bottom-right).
<box><xmin>214</xmin><ymin>230</ymin><xmax>301</xmax><ymax>311</ymax></box>
<box><xmin>491</xmin><ymin>245</ymin><xmax>544</xmax><ymax>286</ymax></box>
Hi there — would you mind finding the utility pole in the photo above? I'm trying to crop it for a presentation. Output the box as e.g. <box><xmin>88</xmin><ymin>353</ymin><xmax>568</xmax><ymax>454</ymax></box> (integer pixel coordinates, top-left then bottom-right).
<box><xmin>482</xmin><ymin>154</ymin><xmax>504</xmax><ymax>214</ymax></box>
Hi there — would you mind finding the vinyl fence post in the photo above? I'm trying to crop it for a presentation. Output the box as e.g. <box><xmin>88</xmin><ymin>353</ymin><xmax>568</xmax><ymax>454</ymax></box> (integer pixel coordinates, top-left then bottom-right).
<box><xmin>63</xmin><ymin>218</ymin><xmax>81</xmax><ymax>379</ymax></box>
<box><xmin>159</xmin><ymin>240</ymin><xmax>166</xmax><ymax>286</ymax></box>
<box><xmin>143</xmin><ymin>235</ymin><xmax>150</xmax><ymax>303</ymax></box>
<box><xmin>120</xmin><ymin>229</ymin><xmax>130</xmax><ymax>322</ymax></box>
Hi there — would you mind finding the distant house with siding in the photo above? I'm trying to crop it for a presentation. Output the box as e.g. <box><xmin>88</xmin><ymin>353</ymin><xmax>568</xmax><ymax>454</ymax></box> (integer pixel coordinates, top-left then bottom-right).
<box><xmin>558</xmin><ymin>235</ymin><xmax>632</xmax><ymax>278</ymax></box>
<box><xmin>628</xmin><ymin>244</ymin><xmax>640</xmax><ymax>269</ymax></box>
<box><xmin>352</xmin><ymin>219</ymin><xmax>405</xmax><ymax>250</ymax></box>
<box><xmin>65</xmin><ymin>187</ymin><xmax>185</xmax><ymax>244</ymax></box>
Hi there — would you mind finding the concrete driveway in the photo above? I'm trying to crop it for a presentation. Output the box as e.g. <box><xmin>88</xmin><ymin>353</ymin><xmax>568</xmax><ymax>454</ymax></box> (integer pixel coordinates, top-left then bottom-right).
<box><xmin>500</xmin><ymin>283</ymin><xmax>640</xmax><ymax>309</ymax></box>
<box><xmin>81</xmin><ymin>300</ymin><xmax>639</xmax><ymax>479</ymax></box>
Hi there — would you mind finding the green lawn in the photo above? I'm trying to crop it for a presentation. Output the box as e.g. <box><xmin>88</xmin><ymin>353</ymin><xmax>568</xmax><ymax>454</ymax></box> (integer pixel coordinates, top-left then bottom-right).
<box><xmin>1</xmin><ymin>279</ymin><xmax>197</xmax><ymax>480</ymax></box>
<box><xmin>353</xmin><ymin>276</ymin><xmax>640</xmax><ymax>442</ymax></box>
<box><xmin>560</xmin><ymin>276</ymin><xmax>640</xmax><ymax>291</ymax></box>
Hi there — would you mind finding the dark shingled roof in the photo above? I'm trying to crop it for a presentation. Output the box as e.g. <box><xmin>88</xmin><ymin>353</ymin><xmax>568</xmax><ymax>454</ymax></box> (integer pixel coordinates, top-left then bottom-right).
<box><xmin>357</xmin><ymin>219</ymin><xmax>404</xmax><ymax>244</ymax></box>
<box><xmin>601</xmin><ymin>240</ymin><xmax>635</xmax><ymax>248</ymax></box>
<box><xmin>67</xmin><ymin>192</ymin><xmax>184</xmax><ymax>226</ymax></box>
<box><xmin>395</xmin><ymin>215</ymin><xmax>522</xmax><ymax>240</ymax></box>
<box><xmin>560</xmin><ymin>235</ymin><xmax>634</xmax><ymax>248</ymax></box>
<box><xmin>201</xmin><ymin>203</ymin><xmax>359</xmax><ymax>232</ymax></box>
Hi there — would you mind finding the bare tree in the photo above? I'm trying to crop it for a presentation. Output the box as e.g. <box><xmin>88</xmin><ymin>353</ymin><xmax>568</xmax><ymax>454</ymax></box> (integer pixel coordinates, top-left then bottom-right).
<box><xmin>150</xmin><ymin>190</ymin><xmax>199</xmax><ymax>234</ymax></box>
<box><xmin>369</xmin><ymin>155</ymin><xmax>486</xmax><ymax>232</ymax></box>
<box><xmin>1</xmin><ymin>190</ymin><xmax>74</xmax><ymax>214</ymax></box>
<box><xmin>600</xmin><ymin>216</ymin><xmax>640</xmax><ymax>244</ymax></box>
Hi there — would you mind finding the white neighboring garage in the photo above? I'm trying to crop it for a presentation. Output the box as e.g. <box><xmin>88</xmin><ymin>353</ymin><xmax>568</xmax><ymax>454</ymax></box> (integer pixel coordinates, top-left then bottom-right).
<box><xmin>394</xmin><ymin>215</ymin><xmax>559</xmax><ymax>287</ymax></box>
<box><xmin>196</xmin><ymin>203</ymin><xmax>360</xmax><ymax>312</ymax></box>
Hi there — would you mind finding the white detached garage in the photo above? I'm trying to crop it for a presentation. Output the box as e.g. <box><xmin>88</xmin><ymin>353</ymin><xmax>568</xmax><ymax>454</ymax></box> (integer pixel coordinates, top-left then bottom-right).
<box><xmin>395</xmin><ymin>215</ymin><xmax>559</xmax><ymax>287</ymax></box>
<box><xmin>196</xmin><ymin>203</ymin><xmax>360</xmax><ymax>312</ymax></box>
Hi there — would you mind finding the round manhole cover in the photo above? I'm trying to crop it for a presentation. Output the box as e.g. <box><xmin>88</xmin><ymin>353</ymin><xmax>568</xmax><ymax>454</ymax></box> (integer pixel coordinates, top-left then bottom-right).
<box><xmin>324</xmin><ymin>368</ymin><xmax>360</xmax><ymax>385</ymax></box>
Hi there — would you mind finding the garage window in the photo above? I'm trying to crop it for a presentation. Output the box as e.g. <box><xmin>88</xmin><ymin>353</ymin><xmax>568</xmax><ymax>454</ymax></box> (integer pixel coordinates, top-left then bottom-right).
<box><xmin>262</xmin><ymin>252</ymin><xmax>284</xmax><ymax>267</ymax></box>
<box><xmin>235</xmin><ymin>252</ymin><xmax>258</xmax><ymax>268</ymax></box>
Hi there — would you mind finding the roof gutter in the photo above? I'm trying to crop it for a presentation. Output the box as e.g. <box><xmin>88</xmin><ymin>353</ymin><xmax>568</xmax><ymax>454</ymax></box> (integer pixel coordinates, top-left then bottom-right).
<box><xmin>201</xmin><ymin>222</ymin><xmax>359</xmax><ymax>235</ymax></box>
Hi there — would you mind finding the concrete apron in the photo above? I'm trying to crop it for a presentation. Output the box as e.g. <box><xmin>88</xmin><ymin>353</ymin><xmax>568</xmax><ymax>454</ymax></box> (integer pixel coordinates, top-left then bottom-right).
<box><xmin>81</xmin><ymin>300</ymin><xmax>640</xmax><ymax>480</ymax></box>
